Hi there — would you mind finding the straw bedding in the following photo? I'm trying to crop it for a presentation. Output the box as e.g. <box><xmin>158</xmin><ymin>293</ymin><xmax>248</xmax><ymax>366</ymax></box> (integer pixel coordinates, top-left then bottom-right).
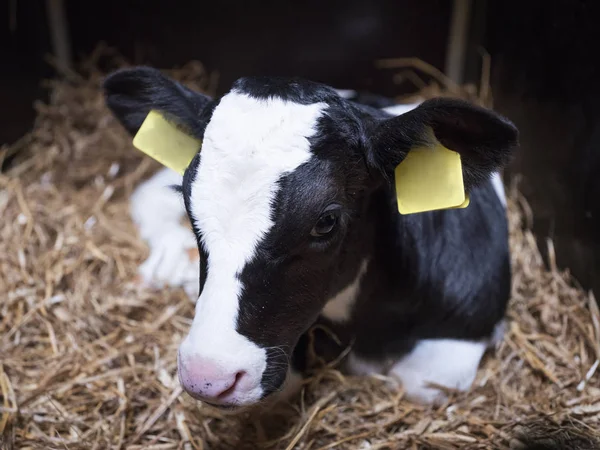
<box><xmin>2</xmin><ymin>56</ymin><xmax>600</xmax><ymax>450</ymax></box>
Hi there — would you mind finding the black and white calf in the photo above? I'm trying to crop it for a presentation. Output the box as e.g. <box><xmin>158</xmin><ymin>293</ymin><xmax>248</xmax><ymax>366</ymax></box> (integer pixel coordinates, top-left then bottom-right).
<box><xmin>104</xmin><ymin>67</ymin><xmax>518</xmax><ymax>410</ymax></box>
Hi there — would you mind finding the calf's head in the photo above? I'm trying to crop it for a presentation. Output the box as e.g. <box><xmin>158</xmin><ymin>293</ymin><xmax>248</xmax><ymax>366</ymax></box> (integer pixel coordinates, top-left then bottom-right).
<box><xmin>104</xmin><ymin>67</ymin><xmax>518</xmax><ymax>410</ymax></box>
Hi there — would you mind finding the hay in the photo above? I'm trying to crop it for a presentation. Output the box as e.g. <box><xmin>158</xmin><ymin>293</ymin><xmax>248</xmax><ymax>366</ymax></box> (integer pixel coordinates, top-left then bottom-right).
<box><xmin>2</xmin><ymin>55</ymin><xmax>600</xmax><ymax>450</ymax></box>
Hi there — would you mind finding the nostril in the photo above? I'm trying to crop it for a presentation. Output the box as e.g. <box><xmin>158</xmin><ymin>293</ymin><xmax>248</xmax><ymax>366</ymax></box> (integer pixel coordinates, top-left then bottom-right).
<box><xmin>216</xmin><ymin>371</ymin><xmax>247</xmax><ymax>400</ymax></box>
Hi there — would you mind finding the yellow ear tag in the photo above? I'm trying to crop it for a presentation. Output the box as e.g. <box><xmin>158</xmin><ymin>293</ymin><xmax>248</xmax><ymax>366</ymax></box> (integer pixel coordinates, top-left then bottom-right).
<box><xmin>132</xmin><ymin>110</ymin><xmax>201</xmax><ymax>175</ymax></box>
<box><xmin>394</xmin><ymin>143</ymin><xmax>469</xmax><ymax>215</ymax></box>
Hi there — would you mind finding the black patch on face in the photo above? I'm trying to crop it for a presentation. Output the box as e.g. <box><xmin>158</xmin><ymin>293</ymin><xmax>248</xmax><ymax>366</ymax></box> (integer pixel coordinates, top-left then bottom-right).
<box><xmin>232</xmin><ymin>109</ymin><xmax>376</xmax><ymax>393</ymax></box>
<box><xmin>235</xmin><ymin>165</ymin><xmax>354</xmax><ymax>392</ymax></box>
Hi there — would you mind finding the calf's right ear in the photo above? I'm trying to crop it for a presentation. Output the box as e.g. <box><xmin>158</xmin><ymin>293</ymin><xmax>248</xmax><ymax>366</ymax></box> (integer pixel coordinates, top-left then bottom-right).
<box><xmin>103</xmin><ymin>66</ymin><xmax>212</xmax><ymax>138</ymax></box>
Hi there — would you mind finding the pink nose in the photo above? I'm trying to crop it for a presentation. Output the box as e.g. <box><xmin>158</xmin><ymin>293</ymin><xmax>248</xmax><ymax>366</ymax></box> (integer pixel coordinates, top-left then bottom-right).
<box><xmin>178</xmin><ymin>352</ymin><xmax>247</xmax><ymax>403</ymax></box>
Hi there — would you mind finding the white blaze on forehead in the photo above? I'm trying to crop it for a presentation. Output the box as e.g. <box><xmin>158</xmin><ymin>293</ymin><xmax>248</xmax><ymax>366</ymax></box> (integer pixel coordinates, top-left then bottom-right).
<box><xmin>191</xmin><ymin>92</ymin><xmax>327</xmax><ymax>265</ymax></box>
<box><xmin>180</xmin><ymin>91</ymin><xmax>327</xmax><ymax>400</ymax></box>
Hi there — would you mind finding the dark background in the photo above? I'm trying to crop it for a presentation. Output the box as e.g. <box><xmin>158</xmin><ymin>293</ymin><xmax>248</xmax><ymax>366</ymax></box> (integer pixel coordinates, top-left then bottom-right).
<box><xmin>1</xmin><ymin>0</ymin><xmax>453</xmax><ymax>145</ymax></box>
<box><xmin>2</xmin><ymin>0</ymin><xmax>600</xmax><ymax>295</ymax></box>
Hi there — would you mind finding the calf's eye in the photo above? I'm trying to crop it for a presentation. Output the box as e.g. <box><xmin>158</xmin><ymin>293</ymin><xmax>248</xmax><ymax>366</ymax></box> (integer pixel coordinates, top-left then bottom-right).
<box><xmin>311</xmin><ymin>207</ymin><xmax>340</xmax><ymax>237</ymax></box>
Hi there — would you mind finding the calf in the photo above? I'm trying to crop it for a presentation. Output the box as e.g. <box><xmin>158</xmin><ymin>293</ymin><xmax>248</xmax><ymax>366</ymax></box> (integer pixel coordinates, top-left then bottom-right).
<box><xmin>104</xmin><ymin>67</ymin><xmax>518</xmax><ymax>410</ymax></box>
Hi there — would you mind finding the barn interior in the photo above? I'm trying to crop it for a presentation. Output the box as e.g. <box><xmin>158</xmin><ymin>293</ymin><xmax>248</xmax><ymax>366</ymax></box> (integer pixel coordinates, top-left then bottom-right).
<box><xmin>2</xmin><ymin>1</ymin><xmax>600</xmax><ymax>448</ymax></box>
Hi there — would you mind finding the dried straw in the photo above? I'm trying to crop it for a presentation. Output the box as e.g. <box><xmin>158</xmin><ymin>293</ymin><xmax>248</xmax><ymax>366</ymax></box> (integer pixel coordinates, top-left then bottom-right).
<box><xmin>2</xmin><ymin>53</ymin><xmax>600</xmax><ymax>450</ymax></box>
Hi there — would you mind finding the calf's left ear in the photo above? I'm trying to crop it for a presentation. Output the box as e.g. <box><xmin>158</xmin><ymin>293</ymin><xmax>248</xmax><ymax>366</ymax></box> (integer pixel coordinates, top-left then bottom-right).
<box><xmin>368</xmin><ymin>98</ymin><xmax>519</xmax><ymax>189</ymax></box>
<box><xmin>103</xmin><ymin>66</ymin><xmax>212</xmax><ymax>138</ymax></box>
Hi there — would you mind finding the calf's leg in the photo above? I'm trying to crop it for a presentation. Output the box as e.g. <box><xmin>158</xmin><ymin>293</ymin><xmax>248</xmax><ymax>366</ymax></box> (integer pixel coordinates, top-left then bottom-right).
<box><xmin>345</xmin><ymin>321</ymin><xmax>505</xmax><ymax>405</ymax></box>
<box><xmin>130</xmin><ymin>167</ymin><xmax>200</xmax><ymax>302</ymax></box>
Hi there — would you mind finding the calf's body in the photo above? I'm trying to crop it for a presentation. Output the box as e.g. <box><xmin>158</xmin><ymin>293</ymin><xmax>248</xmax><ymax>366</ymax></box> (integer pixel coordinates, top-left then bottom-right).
<box><xmin>104</xmin><ymin>68</ymin><xmax>518</xmax><ymax>409</ymax></box>
<box><xmin>305</xmin><ymin>168</ymin><xmax>510</xmax><ymax>403</ymax></box>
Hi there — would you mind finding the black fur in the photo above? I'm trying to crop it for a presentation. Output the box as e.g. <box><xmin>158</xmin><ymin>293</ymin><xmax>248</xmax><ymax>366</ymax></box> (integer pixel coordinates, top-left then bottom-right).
<box><xmin>103</xmin><ymin>69</ymin><xmax>519</xmax><ymax>404</ymax></box>
<box><xmin>103</xmin><ymin>66</ymin><xmax>213</xmax><ymax>138</ymax></box>
<box><xmin>369</xmin><ymin>98</ymin><xmax>518</xmax><ymax>189</ymax></box>
<box><xmin>232</xmin><ymin>76</ymin><xmax>342</xmax><ymax>105</ymax></box>
<box><xmin>346</xmin><ymin>91</ymin><xmax>398</xmax><ymax>109</ymax></box>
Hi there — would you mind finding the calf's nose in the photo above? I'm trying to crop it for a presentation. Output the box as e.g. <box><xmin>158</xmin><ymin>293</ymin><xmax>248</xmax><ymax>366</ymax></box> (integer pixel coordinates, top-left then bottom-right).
<box><xmin>178</xmin><ymin>352</ymin><xmax>248</xmax><ymax>403</ymax></box>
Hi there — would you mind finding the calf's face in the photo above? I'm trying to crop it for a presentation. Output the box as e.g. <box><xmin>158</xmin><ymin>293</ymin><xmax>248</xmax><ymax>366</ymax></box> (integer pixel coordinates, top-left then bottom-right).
<box><xmin>104</xmin><ymin>68</ymin><xmax>518</xmax><ymax>410</ymax></box>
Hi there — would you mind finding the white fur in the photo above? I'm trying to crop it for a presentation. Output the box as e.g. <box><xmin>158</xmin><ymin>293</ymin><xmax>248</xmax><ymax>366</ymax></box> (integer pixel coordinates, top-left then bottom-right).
<box><xmin>180</xmin><ymin>92</ymin><xmax>327</xmax><ymax>403</ymax></box>
<box><xmin>321</xmin><ymin>259</ymin><xmax>369</xmax><ymax>322</ymax></box>
<box><xmin>333</xmin><ymin>89</ymin><xmax>357</xmax><ymax>99</ymax></box>
<box><xmin>382</xmin><ymin>102</ymin><xmax>422</xmax><ymax>116</ymax></box>
<box><xmin>130</xmin><ymin>168</ymin><xmax>200</xmax><ymax>300</ymax></box>
<box><xmin>489</xmin><ymin>319</ymin><xmax>506</xmax><ymax>346</ymax></box>
<box><xmin>347</xmin><ymin>339</ymin><xmax>487</xmax><ymax>405</ymax></box>
<box><xmin>490</xmin><ymin>172</ymin><xmax>507</xmax><ymax>207</ymax></box>
<box><xmin>389</xmin><ymin>339</ymin><xmax>487</xmax><ymax>404</ymax></box>
<box><xmin>130</xmin><ymin>167</ymin><xmax>185</xmax><ymax>241</ymax></box>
